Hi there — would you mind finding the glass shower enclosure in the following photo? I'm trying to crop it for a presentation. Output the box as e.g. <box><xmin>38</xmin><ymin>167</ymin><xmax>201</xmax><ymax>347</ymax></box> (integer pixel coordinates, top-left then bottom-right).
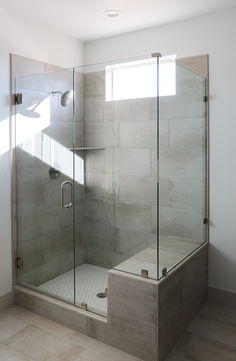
<box><xmin>11</xmin><ymin>54</ymin><xmax>208</xmax><ymax>317</ymax></box>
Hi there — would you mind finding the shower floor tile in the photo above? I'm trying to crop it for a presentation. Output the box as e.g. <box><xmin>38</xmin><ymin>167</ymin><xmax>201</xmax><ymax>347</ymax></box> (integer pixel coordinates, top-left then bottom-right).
<box><xmin>38</xmin><ymin>264</ymin><xmax>108</xmax><ymax>316</ymax></box>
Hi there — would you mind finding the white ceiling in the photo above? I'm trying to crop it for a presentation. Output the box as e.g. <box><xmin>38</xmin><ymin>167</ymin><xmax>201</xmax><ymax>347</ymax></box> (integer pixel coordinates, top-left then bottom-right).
<box><xmin>1</xmin><ymin>0</ymin><xmax>235</xmax><ymax>42</ymax></box>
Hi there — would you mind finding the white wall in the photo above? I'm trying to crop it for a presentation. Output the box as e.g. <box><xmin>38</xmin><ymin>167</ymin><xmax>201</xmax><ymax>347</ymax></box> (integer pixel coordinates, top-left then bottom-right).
<box><xmin>85</xmin><ymin>8</ymin><xmax>236</xmax><ymax>294</ymax></box>
<box><xmin>0</xmin><ymin>7</ymin><xmax>84</xmax><ymax>298</ymax></box>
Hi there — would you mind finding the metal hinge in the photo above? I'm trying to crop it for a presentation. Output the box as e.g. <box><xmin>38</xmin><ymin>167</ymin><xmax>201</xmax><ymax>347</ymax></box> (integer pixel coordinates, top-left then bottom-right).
<box><xmin>141</xmin><ymin>269</ymin><xmax>149</xmax><ymax>278</ymax></box>
<box><xmin>151</xmin><ymin>52</ymin><xmax>162</xmax><ymax>58</ymax></box>
<box><xmin>203</xmin><ymin>218</ymin><xmax>208</xmax><ymax>225</ymax></box>
<box><xmin>14</xmin><ymin>93</ymin><xmax>22</xmax><ymax>105</ymax></box>
<box><xmin>81</xmin><ymin>302</ymin><xmax>87</xmax><ymax>311</ymax></box>
<box><xmin>203</xmin><ymin>96</ymin><xmax>208</xmax><ymax>103</ymax></box>
<box><xmin>15</xmin><ymin>257</ymin><xmax>23</xmax><ymax>269</ymax></box>
<box><xmin>162</xmin><ymin>267</ymin><xmax>167</xmax><ymax>277</ymax></box>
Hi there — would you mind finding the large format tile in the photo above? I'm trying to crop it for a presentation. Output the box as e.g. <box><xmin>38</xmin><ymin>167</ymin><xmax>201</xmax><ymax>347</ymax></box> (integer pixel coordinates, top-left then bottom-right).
<box><xmin>7</xmin><ymin>302</ymin><xmax>236</xmax><ymax>361</ymax></box>
<box><xmin>168</xmin><ymin>331</ymin><xmax>236</xmax><ymax>361</ymax></box>
<box><xmin>45</xmin><ymin>345</ymin><xmax>85</xmax><ymax>361</ymax></box>
<box><xmin>0</xmin><ymin>292</ymin><xmax>13</xmax><ymax>312</ymax></box>
<box><xmin>115</xmin><ymin>149</ymin><xmax>152</xmax><ymax>176</ymax></box>
<box><xmin>85</xmin><ymin>245</ymin><xmax>126</xmax><ymax>269</ymax></box>
<box><xmin>84</xmin><ymin>222</ymin><xmax>117</xmax><ymax>246</ymax></box>
<box><xmin>116</xmin><ymin>229</ymin><xmax>155</xmax><ymax>254</ymax></box>
<box><xmin>17</xmin><ymin>73</ymin><xmax>45</xmax><ymax>92</ymax></box>
<box><xmin>17</xmin><ymin>180</ymin><xmax>44</xmax><ymax>210</ymax></box>
<box><xmin>85</xmin><ymin>151</ymin><xmax>105</xmax><ymax>175</ymax></box>
<box><xmin>165</xmin><ymin>350</ymin><xmax>193</xmax><ymax>361</ymax></box>
<box><xmin>115</xmin><ymin>254</ymin><xmax>157</xmax><ymax>280</ymax></box>
<box><xmin>12</xmin><ymin>54</ymin><xmax>44</xmax><ymax>78</ymax></box>
<box><xmin>159</xmin><ymin>148</ymin><xmax>204</xmax><ymax>180</ymax></box>
<box><xmin>159</xmin><ymin>244</ymin><xmax>208</xmax><ymax>361</ymax></box>
<box><xmin>175</xmin><ymin>64</ymin><xmax>205</xmax><ymax>90</ymax></box>
<box><xmin>84</xmin><ymin>121</ymin><xmax>118</xmax><ymax>148</ymax></box>
<box><xmin>114</xmin><ymin>98</ymin><xmax>150</xmax><ymax>122</ymax></box>
<box><xmin>107</xmin><ymin>317</ymin><xmax>157</xmax><ymax>361</ymax></box>
<box><xmin>160</xmin><ymin>206</ymin><xmax>204</xmax><ymax>241</ymax></box>
<box><xmin>198</xmin><ymin>302</ymin><xmax>236</xmax><ymax>328</ymax></box>
<box><xmin>0</xmin><ymin>344</ymin><xmax>29</xmax><ymax>361</ymax></box>
<box><xmin>5</xmin><ymin>303</ymin><xmax>142</xmax><ymax>360</ymax></box>
<box><xmin>43</xmin><ymin>122</ymin><xmax>74</xmax><ymax>148</ymax></box>
<box><xmin>187</xmin><ymin>315</ymin><xmax>236</xmax><ymax>349</ymax></box>
<box><xmin>176</xmin><ymin>55</ymin><xmax>208</xmax><ymax>78</ymax></box>
<box><xmin>69</xmin><ymin>329</ymin><xmax>142</xmax><ymax>361</ymax></box>
<box><xmin>169</xmin><ymin>117</ymin><xmax>205</xmax><ymax>150</ymax></box>
<box><xmin>84</xmin><ymin>71</ymin><xmax>105</xmax><ymax>98</ymax></box>
<box><xmin>24</xmin><ymin>227</ymin><xmax>75</xmax><ymax>274</ymax></box>
<box><xmin>106</xmin><ymin>271</ymin><xmax>158</xmax><ymax>360</ymax></box>
<box><xmin>3</xmin><ymin>324</ymin><xmax>84</xmax><ymax>361</ymax></box>
<box><xmin>0</xmin><ymin>311</ymin><xmax>29</xmax><ymax>342</ymax></box>
<box><xmin>116</xmin><ymin>203</ymin><xmax>152</xmax><ymax>233</ymax></box>
<box><xmin>14</xmin><ymin>287</ymin><xmax>88</xmax><ymax>334</ymax></box>
<box><xmin>117</xmin><ymin>175</ymin><xmax>157</xmax><ymax>206</ymax></box>
<box><xmin>85</xmin><ymin>172</ymin><xmax>117</xmax><ymax>202</ymax></box>
<box><xmin>44</xmin><ymin>67</ymin><xmax>73</xmax><ymax>94</ymax></box>
<box><xmin>87</xmin><ymin>306</ymin><xmax>157</xmax><ymax>361</ymax></box>
<box><xmin>6</xmin><ymin>305</ymin><xmax>76</xmax><ymax>341</ymax></box>
<box><xmin>160</xmin><ymin>94</ymin><xmax>205</xmax><ymax>120</ymax></box>
<box><xmin>108</xmin><ymin>271</ymin><xmax>158</xmax><ymax>330</ymax></box>
<box><xmin>85</xmin><ymin>199</ymin><xmax>115</xmax><ymax>227</ymax></box>
<box><xmin>84</xmin><ymin>97</ymin><xmax>114</xmax><ymax>122</ymax></box>
<box><xmin>158</xmin><ymin>270</ymin><xmax>182</xmax><ymax>326</ymax></box>
<box><xmin>118</xmin><ymin>120</ymin><xmax>156</xmax><ymax>148</ymax></box>
<box><xmin>3</xmin><ymin>305</ymin><xmax>142</xmax><ymax>361</ymax></box>
<box><xmin>20</xmin><ymin>249</ymin><xmax>75</xmax><ymax>286</ymax></box>
<box><xmin>73</xmin><ymin>349</ymin><xmax>141</xmax><ymax>361</ymax></box>
<box><xmin>159</xmin><ymin>178</ymin><xmax>205</xmax><ymax>212</ymax></box>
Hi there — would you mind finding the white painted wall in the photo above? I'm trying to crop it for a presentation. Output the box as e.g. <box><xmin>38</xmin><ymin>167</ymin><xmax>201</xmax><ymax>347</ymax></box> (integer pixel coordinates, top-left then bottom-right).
<box><xmin>0</xmin><ymin>7</ymin><xmax>84</xmax><ymax>298</ymax></box>
<box><xmin>85</xmin><ymin>8</ymin><xmax>236</xmax><ymax>294</ymax></box>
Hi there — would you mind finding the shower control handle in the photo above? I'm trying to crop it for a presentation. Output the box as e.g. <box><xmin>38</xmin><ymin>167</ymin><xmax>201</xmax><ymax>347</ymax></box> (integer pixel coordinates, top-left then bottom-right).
<box><xmin>61</xmin><ymin>180</ymin><xmax>72</xmax><ymax>208</ymax></box>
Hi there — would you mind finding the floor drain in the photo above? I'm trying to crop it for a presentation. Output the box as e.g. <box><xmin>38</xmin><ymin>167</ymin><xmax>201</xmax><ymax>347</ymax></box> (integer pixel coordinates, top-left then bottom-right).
<box><xmin>96</xmin><ymin>292</ymin><xmax>107</xmax><ymax>299</ymax></box>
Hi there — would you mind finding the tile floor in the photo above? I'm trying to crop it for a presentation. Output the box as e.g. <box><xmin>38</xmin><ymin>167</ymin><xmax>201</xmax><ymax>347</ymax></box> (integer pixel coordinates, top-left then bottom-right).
<box><xmin>0</xmin><ymin>302</ymin><xmax>235</xmax><ymax>360</ymax></box>
<box><xmin>0</xmin><ymin>304</ymin><xmax>141</xmax><ymax>361</ymax></box>
<box><xmin>30</xmin><ymin>237</ymin><xmax>203</xmax><ymax>317</ymax></box>
<box><xmin>39</xmin><ymin>264</ymin><xmax>108</xmax><ymax>316</ymax></box>
<box><xmin>165</xmin><ymin>301</ymin><xmax>236</xmax><ymax>361</ymax></box>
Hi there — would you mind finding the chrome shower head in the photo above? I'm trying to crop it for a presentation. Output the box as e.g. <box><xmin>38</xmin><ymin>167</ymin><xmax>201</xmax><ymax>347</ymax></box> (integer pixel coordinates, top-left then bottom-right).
<box><xmin>61</xmin><ymin>89</ymin><xmax>73</xmax><ymax>107</ymax></box>
<box><xmin>51</xmin><ymin>89</ymin><xmax>73</xmax><ymax>107</ymax></box>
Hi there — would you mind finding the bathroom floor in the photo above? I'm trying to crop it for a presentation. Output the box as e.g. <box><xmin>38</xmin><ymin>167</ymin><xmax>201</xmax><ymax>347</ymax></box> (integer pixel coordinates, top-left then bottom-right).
<box><xmin>0</xmin><ymin>302</ymin><xmax>235</xmax><ymax>360</ymax></box>
<box><xmin>39</xmin><ymin>264</ymin><xmax>108</xmax><ymax>316</ymax></box>
<box><xmin>165</xmin><ymin>301</ymin><xmax>236</xmax><ymax>361</ymax></box>
<box><xmin>0</xmin><ymin>305</ymin><xmax>140</xmax><ymax>361</ymax></box>
<box><xmin>36</xmin><ymin>237</ymin><xmax>202</xmax><ymax>316</ymax></box>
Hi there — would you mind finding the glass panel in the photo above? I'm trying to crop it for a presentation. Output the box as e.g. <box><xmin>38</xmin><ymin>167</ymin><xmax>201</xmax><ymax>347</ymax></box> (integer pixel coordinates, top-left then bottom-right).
<box><xmin>158</xmin><ymin>57</ymin><xmax>207</xmax><ymax>278</ymax></box>
<box><xmin>14</xmin><ymin>65</ymin><xmax>75</xmax><ymax>304</ymax></box>
<box><xmin>74</xmin><ymin>56</ymin><xmax>159</xmax><ymax>316</ymax></box>
<box><xmin>12</xmin><ymin>54</ymin><xmax>207</xmax><ymax>315</ymax></box>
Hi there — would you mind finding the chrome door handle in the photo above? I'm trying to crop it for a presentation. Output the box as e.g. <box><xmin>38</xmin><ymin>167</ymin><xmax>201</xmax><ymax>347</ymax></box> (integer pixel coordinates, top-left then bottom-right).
<box><xmin>61</xmin><ymin>180</ymin><xmax>72</xmax><ymax>208</ymax></box>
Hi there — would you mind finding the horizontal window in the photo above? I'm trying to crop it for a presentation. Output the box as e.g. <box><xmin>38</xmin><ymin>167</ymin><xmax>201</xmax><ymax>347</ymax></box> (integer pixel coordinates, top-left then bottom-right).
<box><xmin>106</xmin><ymin>56</ymin><xmax>176</xmax><ymax>102</ymax></box>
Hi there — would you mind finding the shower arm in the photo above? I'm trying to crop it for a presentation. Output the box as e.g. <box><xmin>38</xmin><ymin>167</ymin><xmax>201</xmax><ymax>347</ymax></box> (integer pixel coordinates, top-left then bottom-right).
<box><xmin>51</xmin><ymin>90</ymin><xmax>64</xmax><ymax>96</ymax></box>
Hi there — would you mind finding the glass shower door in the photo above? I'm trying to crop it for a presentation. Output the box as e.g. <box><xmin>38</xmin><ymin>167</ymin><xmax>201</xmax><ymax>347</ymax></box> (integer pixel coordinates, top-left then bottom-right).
<box><xmin>13</xmin><ymin>61</ymin><xmax>75</xmax><ymax>304</ymax></box>
<box><xmin>12</xmin><ymin>54</ymin><xmax>208</xmax><ymax>317</ymax></box>
<box><xmin>73</xmin><ymin>55</ymin><xmax>159</xmax><ymax>316</ymax></box>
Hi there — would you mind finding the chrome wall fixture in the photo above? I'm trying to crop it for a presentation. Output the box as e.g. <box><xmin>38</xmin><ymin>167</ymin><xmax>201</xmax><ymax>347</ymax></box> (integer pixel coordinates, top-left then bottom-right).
<box><xmin>51</xmin><ymin>89</ymin><xmax>73</xmax><ymax>107</ymax></box>
<box><xmin>61</xmin><ymin>180</ymin><xmax>73</xmax><ymax>208</ymax></box>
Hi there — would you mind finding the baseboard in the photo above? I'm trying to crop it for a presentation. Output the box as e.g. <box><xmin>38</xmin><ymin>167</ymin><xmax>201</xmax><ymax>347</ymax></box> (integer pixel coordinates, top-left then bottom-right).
<box><xmin>208</xmin><ymin>287</ymin><xmax>236</xmax><ymax>308</ymax></box>
<box><xmin>0</xmin><ymin>291</ymin><xmax>14</xmax><ymax>311</ymax></box>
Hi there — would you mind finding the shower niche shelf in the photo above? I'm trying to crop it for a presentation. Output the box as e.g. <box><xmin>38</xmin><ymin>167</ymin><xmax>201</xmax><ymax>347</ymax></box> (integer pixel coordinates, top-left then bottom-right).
<box><xmin>69</xmin><ymin>147</ymin><xmax>106</xmax><ymax>151</ymax></box>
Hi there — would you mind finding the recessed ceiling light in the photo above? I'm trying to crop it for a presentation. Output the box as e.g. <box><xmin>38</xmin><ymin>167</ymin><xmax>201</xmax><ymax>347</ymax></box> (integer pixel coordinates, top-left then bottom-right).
<box><xmin>103</xmin><ymin>10</ymin><xmax>121</xmax><ymax>18</ymax></box>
